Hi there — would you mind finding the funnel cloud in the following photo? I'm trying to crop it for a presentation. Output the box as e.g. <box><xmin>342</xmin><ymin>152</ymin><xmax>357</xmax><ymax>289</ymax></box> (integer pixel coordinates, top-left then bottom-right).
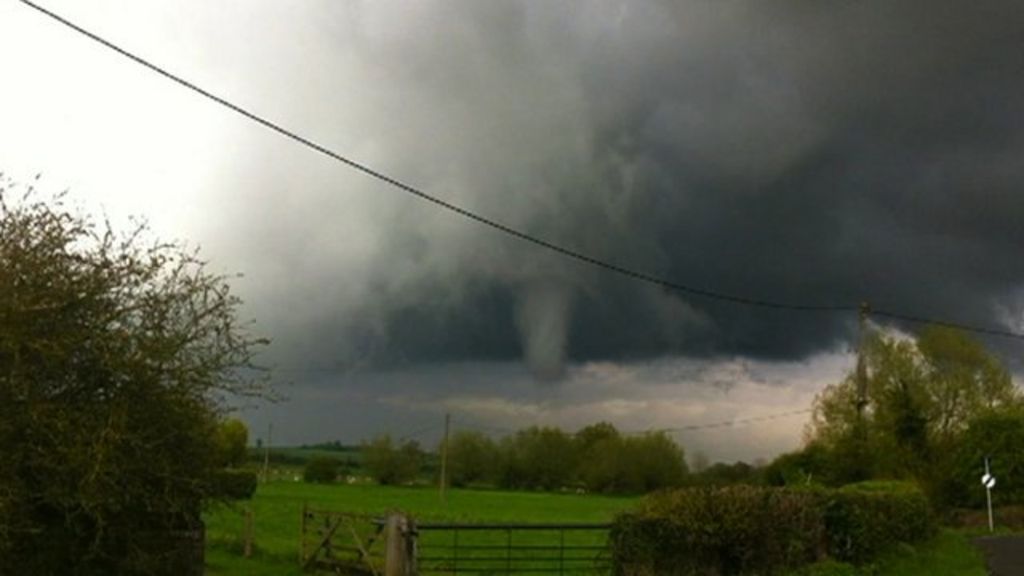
<box><xmin>3</xmin><ymin>0</ymin><xmax>1024</xmax><ymax>457</ymax></box>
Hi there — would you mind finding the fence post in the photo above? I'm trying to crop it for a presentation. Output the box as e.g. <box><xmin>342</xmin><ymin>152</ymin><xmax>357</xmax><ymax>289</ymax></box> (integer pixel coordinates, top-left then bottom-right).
<box><xmin>299</xmin><ymin>502</ymin><xmax>308</xmax><ymax>565</ymax></box>
<box><xmin>385</xmin><ymin>513</ymin><xmax>417</xmax><ymax>576</ymax></box>
<box><xmin>243</xmin><ymin>506</ymin><xmax>254</xmax><ymax>558</ymax></box>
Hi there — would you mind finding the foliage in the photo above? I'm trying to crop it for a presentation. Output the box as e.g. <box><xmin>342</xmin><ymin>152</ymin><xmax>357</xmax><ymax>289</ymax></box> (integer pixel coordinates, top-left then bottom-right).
<box><xmin>362</xmin><ymin>435</ymin><xmax>423</xmax><ymax>485</ymax></box>
<box><xmin>497</xmin><ymin>423</ymin><xmax>687</xmax><ymax>493</ymax></box>
<box><xmin>303</xmin><ymin>456</ymin><xmax>343</xmax><ymax>484</ymax></box>
<box><xmin>499</xmin><ymin>426</ymin><xmax>579</xmax><ymax>491</ymax></box>
<box><xmin>610</xmin><ymin>482</ymin><xmax>935</xmax><ymax>575</ymax></box>
<box><xmin>611</xmin><ymin>486</ymin><xmax>826</xmax><ymax>575</ymax></box>
<box><xmin>446</xmin><ymin>430</ymin><xmax>498</xmax><ymax>487</ymax></box>
<box><xmin>689</xmin><ymin>460</ymin><xmax>761</xmax><ymax>487</ymax></box>
<box><xmin>941</xmin><ymin>408</ymin><xmax>1024</xmax><ymax>508</ymax></box>
<box><xmin>807</xmin><ymin>327</ymin><xmax>1019</xmax><ymax>496</ymax></box>
<box><xmin>217</xmin><ymin>419</ymin><xmax>250</xmax><ymax>468</ymax></box>
<box><xmin>824</xmin><ymin>481</ymin><xmax>935</xmax><ymax>564</ymax></box>
<box><xmin>785</xmin><ymin>560</ymin><xmax>858</xmax><ymax>576</ymax></box>
<box><xmin>212</xmin><ymin>469</ymin><xmax>259</xmax><ymax>500</ymax></box>
<box><xmin>0</xmin><ymin>180</ymin><xmax>267</xmax><ymax>574</ymax></box>
<box><xmin>763</xmin><ymin>443</ymin><xmax>837</xmax><ymax>487</ymax></box>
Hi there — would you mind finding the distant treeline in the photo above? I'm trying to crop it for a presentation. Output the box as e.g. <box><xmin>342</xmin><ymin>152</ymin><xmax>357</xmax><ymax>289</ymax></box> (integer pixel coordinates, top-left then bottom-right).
<box><xmin>348</xmin><ymin>422</ymin><xmax>689</xmax><ymax>494</ymax></box>
<box><xmin>298</xmin><ymin>440</ymin><xmax>360</xmax><ymax>452</ymax></box>
<box><xmin>292</xmin><ymin>423</ymin><xmax>780</xmax><ymax>493</ymax></box>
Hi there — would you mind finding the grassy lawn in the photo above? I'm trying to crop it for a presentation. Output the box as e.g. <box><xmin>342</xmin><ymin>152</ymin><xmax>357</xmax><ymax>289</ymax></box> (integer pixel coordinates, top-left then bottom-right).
<box><xmin>204</xmin><ymin>481</ymin><xmax>638</xmax><ymax>575</ymax></box>
<box><xmin>790</xmin><ymin>529</ymin><xmax>988</xmax><ymax>576</ymax></box>
<box><xmin>873</xmin><ymin>530</ymin><xmax>987</xmax><ymax>576</ymax></box>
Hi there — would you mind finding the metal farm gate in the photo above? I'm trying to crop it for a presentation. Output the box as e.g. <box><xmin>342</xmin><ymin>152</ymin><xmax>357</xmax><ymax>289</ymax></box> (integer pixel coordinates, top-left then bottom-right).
<box><xmin>415</xmin><ymin>521</ymin><xmax>612</xmax><ymax>575</ymax></box>
<box><xmin>300</xmin><ymin>508</ymin><xmax>612</xmax><ymax>575</ymax></box>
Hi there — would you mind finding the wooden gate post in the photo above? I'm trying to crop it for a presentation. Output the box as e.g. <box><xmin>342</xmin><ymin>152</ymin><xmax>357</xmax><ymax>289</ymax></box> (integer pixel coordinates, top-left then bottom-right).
<box><xmin>384</xmin><ymin>513</ymin><xmax>417</xmax><ymax>576</ymax></box>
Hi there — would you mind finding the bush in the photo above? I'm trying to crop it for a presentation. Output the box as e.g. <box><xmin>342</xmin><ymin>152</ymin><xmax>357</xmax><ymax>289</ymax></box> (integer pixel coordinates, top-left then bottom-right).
<box><xmin>211</xmin><ymin>469</ymin><xmax>258</xmax><ymax>500</ymax></box>
<box><xmin>610</xmin><ymin>486</ymin><xmax>826</xmax><ymax>575</ymax></box>
<box><xmin>0</xmin><ymin>181</ymin><xmax>268</xmax><ymax>575</ymax></box>
<box><xmin>940</xmin><ymin>409</ymin><xmax>1024</xmax><ymax>509</ymax></box>
<box><xmin>303</xmin><ymin>457</ymin><xmax>342</xmax><ymax>484</ymax></box>
<box><xmin>610</xmin><ymin>482</ymin><xmax>935</xmax><ymax>575</ymax></box>
<box><xmin>824</xmin><ymin>481</ymin><xmax>935</xmax><ymax>564</ymax></box>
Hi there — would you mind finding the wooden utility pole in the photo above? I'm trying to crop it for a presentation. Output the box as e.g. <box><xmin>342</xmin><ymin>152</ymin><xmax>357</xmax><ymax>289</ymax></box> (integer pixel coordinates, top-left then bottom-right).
<box><xmin>439</xmin><ymin>413</ymin><xmax>451</xmax><ymax>503</ymax></box>
<box><xmin>853</xmin><ymin>302</ymin><xmax>871</xmax><ymax>480</ymax></box>
<box><xmin>855</xmin><ymin>302</ymin><xmax>871</xmax><ymax>419</ymax></box>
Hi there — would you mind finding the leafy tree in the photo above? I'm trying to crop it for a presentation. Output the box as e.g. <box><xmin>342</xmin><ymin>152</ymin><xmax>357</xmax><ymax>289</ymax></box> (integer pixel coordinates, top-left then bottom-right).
<box><xmin>575</xmin><ymin>422</ymin><xmax>625</xmax><ymax>492</ymax></box>
<box><xmin>916</xmin><ymin>326</ymin><xmax>1017</xmax><ymax>441</ymax></box>
<box><xmin>619</xmin><ymin>432</ymin><xmax>688</xmax><ymax>492</ymax></box>
<box><xmin>362</xmin><ymin>434</ymin><xmax>423</xmax><ymax>485</ymax></box>
<box><xmin>217</xmin><ymin>418</ymin><xmax>250</xmax><ymax>468</ymax></box>
<box><xmin>689</xmin><ymin>461</ymin><xmax>759</xmax><ymax>487</ymax></box>
<box><xmin>303</xmin><ymin>456</ymin><xmax>342</xmax><ymax>484</ymax></box>
<box><xmin>763</xmin><ymin>443</ymin><xmax>835</xmax><ymax>487</ymax></box>
<box><xmin>0</xmin><ymin>180</ymin><xmax>267</xmax><ymax>575</ymax></box>
<box><xmin>809</xmin><ymin>326</ymin><xmax>1018</xmax><ymax>487</ymax></box>
<box><xmin>942</xmin><ymin>408</ymin><xmax>1024</xmax><ymax>508</ymax></box>
<box><xmin>499</xmin><ymin>426</ymin><xmax>578</xmax><ymax>491</ymax></box>
<box><xmin>446</xmin><ymin>430</ymin><xmax>497</xmax><ymax>487</ymax></box>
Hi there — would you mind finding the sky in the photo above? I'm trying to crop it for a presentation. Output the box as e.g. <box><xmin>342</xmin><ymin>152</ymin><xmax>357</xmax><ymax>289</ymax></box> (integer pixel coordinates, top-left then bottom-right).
<box><xmin>2</xmin><ymin>1</ymin><xmax>1023</xmax><ymax>462</ymax></box>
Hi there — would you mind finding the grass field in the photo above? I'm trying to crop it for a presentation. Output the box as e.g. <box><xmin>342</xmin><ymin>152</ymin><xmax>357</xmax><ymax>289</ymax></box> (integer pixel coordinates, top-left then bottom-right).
<box><xmin>204</xmin><ymin>481</ymin><xmax>638</xmax><ymax>575</ymax></box>
<box><xmin>206</xmin><ymin>482</ymin><xmax>992</xmax><ymax>576</ymax></box>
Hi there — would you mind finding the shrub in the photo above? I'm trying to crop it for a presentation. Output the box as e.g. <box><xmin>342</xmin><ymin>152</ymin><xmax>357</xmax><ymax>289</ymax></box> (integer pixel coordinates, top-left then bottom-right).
<box><xmin>824</xmin><ymin>481</ymin><xmax>935</xmax><ymax>564</ymax></box>
<box><xmin>940</xmin><ymin>409</ymin><xmax>1024</xmax><ymax>509</ymax></box>
<box><xmin>610</xmin><ymin>482</ymin><xmax>935</xmax><ymax>575</ymax></box>
<box><xmin>212</xmin><ymin>469</ymin><xmax>258</xmax><ymax>500</ymax></box>
<box><xmin>610</xmin><ymin>486</ymin><xmax>826</xmax><ymax>575</ymax></box>
<box><xmin>303</xmin><ymin>457</ymin><xmax>341</xmax><ymax>484</ymax></box>
<box><xmin>0</xmin><ymin>183</ymin><xmax>268</xmax><ymax>574</ymax></box>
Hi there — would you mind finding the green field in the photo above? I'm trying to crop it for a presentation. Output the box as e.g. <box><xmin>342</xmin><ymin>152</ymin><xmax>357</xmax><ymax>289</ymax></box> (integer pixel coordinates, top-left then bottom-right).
<box><xmin>205</xmin><ymin>482</ymin><xmax>991</xmax><ymax>576</ymax></box>
<box><xmin>204</xmin><ymin>481</ymin><xmax>638</xmax><ymax>575</ymax></box>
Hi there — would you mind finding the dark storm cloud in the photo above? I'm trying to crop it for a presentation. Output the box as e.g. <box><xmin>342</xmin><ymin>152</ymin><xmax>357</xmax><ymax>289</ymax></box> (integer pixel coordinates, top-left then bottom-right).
<box><xmin>218</xmin><ymin>0</ymin><xmax>1024</xmax><ymax>377</ymax></box>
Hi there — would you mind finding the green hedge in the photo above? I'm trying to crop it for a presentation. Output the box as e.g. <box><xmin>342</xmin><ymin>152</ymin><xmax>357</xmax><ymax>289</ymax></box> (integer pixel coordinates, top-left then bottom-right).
<box><xmin>825</xmin><ymin>481</ymin><xmax>934</xmax><ymax>564</ymax></box>
<box><xmin>610</xmin><ymin>482</ymin><xmax>934</xmax><ymax>575</ymax></box>
<box><xmin>611</xmin><ymin>486</ymin><xmax>825</xmax><ymax>575</ymax></box>
<box><xmin>211</xmin><ymin>469</ymin><xmax>258</xmax><ymax>500</ymax></box>
<box><xmin>303</xmin><ymin>456</ymin><xmax>343</xmax><ymax>483</ymax></box>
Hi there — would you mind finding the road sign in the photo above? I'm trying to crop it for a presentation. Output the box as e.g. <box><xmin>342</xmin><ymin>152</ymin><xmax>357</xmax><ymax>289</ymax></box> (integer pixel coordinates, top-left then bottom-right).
<box><xmin>984</xmin><ymin>457</ymin><xmax>996</xmax><ymax>532</ymax></box>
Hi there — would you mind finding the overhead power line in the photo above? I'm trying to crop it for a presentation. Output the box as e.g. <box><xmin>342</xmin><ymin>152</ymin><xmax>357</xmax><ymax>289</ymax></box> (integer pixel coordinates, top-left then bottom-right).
<box><xmin>18</xmin><ymin>0</ymin><xmax>1024</xmax><ymax>340</ymax></box>
<box><xmin>449</xmin><ymin>410</ymin><xmax>813</xmax><ymax>437</ymax></box>
<box><xmin>647</xmin><ymin>408</ymin><xmax>814</xmax><ymax>434</ymax></box>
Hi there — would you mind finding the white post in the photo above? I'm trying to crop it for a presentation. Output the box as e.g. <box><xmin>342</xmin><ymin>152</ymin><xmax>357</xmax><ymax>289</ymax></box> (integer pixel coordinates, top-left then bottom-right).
<box><xmin>983</xmin><ymin>457</ymin><xmax>995</xmax><ymax>533</ymax></box>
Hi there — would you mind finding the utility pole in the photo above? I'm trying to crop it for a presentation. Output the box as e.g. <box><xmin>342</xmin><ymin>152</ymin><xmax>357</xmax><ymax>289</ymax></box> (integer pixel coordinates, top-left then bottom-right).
<box><xmin>853</xmin><ymin>302</ymin><xmax>871</xmax><ymax>480</ymax></box>
<box><xmin>439</xmin><ymin>413</ymin><xmax>451</xmax><ymax>503</ymax></box>
<box><xmin>855</xmin><ymin>302</ymin><xmax>871</xmax><ymax>419</ymax></box>
<box><xmin>262</xmin><ymin>422</ymin><xmax>272</xmax><ymax>483</ymax></box>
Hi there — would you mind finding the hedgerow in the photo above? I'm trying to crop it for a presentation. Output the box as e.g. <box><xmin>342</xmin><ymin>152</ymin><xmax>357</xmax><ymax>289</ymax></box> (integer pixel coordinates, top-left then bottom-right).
<box><xmin>610</xmin><ymin>482</ymin><xmax>933</xmax><ymax>575</ymax></box>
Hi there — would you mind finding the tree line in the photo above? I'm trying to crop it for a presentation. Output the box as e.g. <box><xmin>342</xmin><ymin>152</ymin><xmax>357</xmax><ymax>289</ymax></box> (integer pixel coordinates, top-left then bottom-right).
<box><xmin>310</xmin><ymin>325</ymin><xmax>1024</xmax><ymax>511</ymax></box>
<box><xmin>338</xmin><ymin>423</ymin><xmax>689</xmax><ymax>494</ymax></box>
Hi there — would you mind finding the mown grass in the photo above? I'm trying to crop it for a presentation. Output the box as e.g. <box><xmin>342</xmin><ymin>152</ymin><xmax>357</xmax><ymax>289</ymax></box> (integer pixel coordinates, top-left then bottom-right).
<box><xmin>204</xmin><ymin>481</ymin><xmax>637</xmax><ymax>575</ymax></box>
